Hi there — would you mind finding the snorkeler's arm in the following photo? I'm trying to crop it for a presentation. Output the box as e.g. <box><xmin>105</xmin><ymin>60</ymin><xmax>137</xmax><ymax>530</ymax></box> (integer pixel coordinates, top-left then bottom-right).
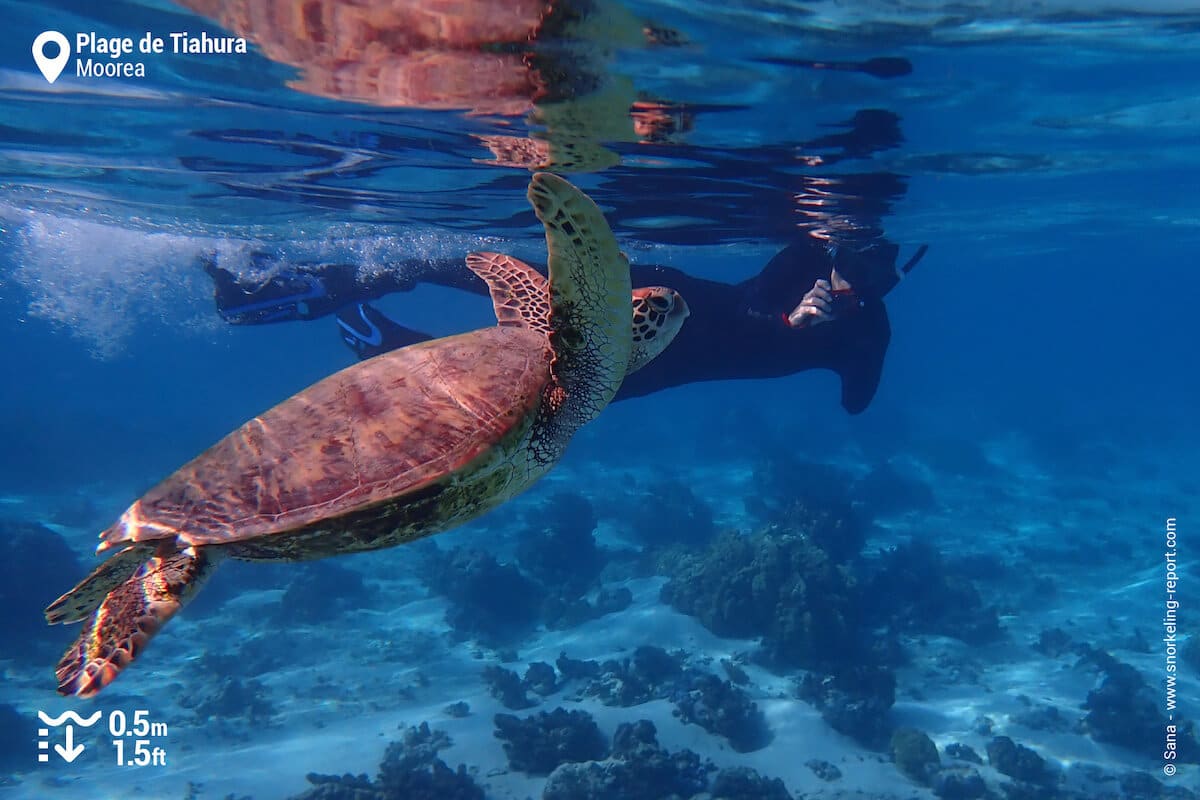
<box><xmin>412</xmin><ymin>257</ymin><xmax>494</xmax><ymax>296</ymax></box>
<box><xmin>741</xmin><ymin>240</ymin><xmax>831</xmax><ymax>313</ymax></box>
<box><xmin>833</xmin><ymin>303</ymin><xmax>890</xmax><ymax>414</ymax></box>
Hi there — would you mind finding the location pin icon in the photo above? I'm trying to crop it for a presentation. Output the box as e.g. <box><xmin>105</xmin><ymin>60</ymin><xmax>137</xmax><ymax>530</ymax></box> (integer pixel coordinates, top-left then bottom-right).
<box><xmin>32</xmin><ymin>31</ymin><xmax>70</xmax><ymax>84</ymax></box>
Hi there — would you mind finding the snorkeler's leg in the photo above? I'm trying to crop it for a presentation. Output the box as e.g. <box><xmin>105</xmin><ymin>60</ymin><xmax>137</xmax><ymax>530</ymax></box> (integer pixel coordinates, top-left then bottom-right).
<box><xmin>419</xmin><ymin>256</ymin><xmax>493</xmax><ymax>296</ymax></box>
<box><xmin>833</xmin><ymin>304</ymin><xmax>890</xmax><ymax>415</ymax></box>
<box><xmin>202</xmin><ymin>251</ymin><xmax>342</xmax><ymax>324</ymax></box>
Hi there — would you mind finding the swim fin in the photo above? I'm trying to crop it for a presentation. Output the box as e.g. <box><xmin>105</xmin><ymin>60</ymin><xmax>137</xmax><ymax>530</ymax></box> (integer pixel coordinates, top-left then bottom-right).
<box><xmin>336</xmin><ymin>302</ymin><xmax>433</xmax><ymax>359</ymax></box>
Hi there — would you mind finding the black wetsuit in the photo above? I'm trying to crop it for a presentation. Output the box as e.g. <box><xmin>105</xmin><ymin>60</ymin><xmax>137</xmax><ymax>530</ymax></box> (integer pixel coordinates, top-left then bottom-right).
<box><xmin>329</xmin><ymin>238</ymin><xmax>901</xmax><ymax>414</ymax></box>
<box><xmin>206</xmin><ymin>237</ymin><xmax>911</xmax><ymax>415</ymax></box>
<box><xmin>618</xmin><ymin>243</ymin><xmax>890</xmax><ymax>413</ymax></box>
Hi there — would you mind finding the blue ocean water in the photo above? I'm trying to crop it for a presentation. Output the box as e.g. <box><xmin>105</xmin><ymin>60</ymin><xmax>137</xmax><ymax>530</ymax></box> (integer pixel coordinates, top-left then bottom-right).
<box><xmin>1</xmin><ymin>1</ymin><xmax>1197</xmax><ymax>799</ymax></box>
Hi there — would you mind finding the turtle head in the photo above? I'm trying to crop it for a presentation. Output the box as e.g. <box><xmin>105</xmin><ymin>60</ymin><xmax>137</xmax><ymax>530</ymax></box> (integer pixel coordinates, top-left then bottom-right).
<box><xmin>629</xmin><ymin>286</ymin><xmax>689</xmax><ymax>373</ymax></box>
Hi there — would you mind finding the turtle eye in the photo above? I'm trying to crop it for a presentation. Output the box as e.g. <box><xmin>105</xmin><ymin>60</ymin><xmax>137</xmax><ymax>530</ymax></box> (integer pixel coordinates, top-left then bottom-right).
<box><xmin>648</xmin><ymin>295</ymin><xmax>672</xmax><ymax>312</ymax></box>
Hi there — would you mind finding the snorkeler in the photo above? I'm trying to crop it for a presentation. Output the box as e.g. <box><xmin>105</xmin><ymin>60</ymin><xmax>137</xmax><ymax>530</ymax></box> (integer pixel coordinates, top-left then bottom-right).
<box><xmin>201</xmin><ymin>252</ymin><xmax>418</xmax><ymax>324</ymax></box>
<box><xmin>204</xmin><ymin>236</ymin><xmax>925</xmax><ymax>414</ymax></box>
<box><xmin>331</xmin><ymin>238</ymin><xmax>927</xmax><ymax>414</ymax></box>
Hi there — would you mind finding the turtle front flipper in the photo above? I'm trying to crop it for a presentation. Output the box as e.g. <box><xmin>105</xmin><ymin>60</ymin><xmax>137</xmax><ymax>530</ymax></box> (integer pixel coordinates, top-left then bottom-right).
<box><xmin>54</xmin><ymin>545</ymin><xmax>220</xmax><ymax>698</ymax></box>
<box><xmin>466</xmin><ymin>252</ymin><xmax>553</xmax><ymax>335</ymax></box>
<box><xmin>527</xmin><ymin>172</ymin><xmax>632</xmax><ymax>428</ymax></box>
<box><xmin>468</xmin><ymin>249</ymin><xmax>688</xmax><ymax>378</ymax></box>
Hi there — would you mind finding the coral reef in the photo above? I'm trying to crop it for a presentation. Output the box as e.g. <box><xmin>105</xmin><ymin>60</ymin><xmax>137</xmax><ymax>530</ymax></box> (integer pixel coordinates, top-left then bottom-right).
<box><xmin>199</xmin><ymin>628</ymin><xmax>326</xmax><ymax>678</ymax></box>
<box><xmin>929</xmin><ymin>766</ymin><xmax>987</xmax><ymax>799</ymax></box>
<box><xmin>554</xmin><ymin>647</ymin><xmax>771</xmax><ymax>752</ymax></box>
<box><xmin>557</xmin><ymin>652</ymin><xmax>603</xmax><ymax>681</ymax></box>
<box><xmin>750</xmin><ymin>456</ymin><xmax>853</xmax><ymax>513</ymax></box>
<box><xmin>377</xmin><ymin>724</ymin><xmax>481</xmax><ymax>799</ymax></box>
<box><xmin>795</xmin><ymin>665</ymin><xmax>896</xmax><ymax>748</ymax></box>
<box><xmin>511</xmin><ymin>648</ymin><xmax>773</xmax><ymax>753</ymax></box>
<box><xmin>421</xmin><ymin>497</ymin><xmax>627</xmax><ymax>640</ymax></box>
<box><xmin>1079</xmin><ymin>645</ymin><xmax>1200</xmax><ymax>763</ymax></box>
<box><xmin>280</xmin><ymin>561</ymin><xmax>371</xmax><ymax>623</ymax></box>
<box><xmin>290</xmin><ymin>723</ymin><xmax>483</xmax><ymax>800</ymax></box>
<box><xmin>1117</xmin><ymin>770</ymin><xmax>1196</xmax><ymax>800</ymax></box>
<box><xmin>524</xmin><ymin>661</ymin><xmax>559</xmax><ymax>696</ymax></box>
<box><xmin>517</xmin><ymin>491</ymin><xmax>606</xmax><ymax>599</ymax></box>
<box><xmin>579</xmin><ymin>657</ymin><xmax>658</xmax><ymax>707</ymax></box>
<box><xmin>673</xmin><ymin>674</ymin><xmax>772</xmax><ymax>753</ymax></box>
<box><xmin>720</xmin><ymin>657</ymin><xmax>750</xmax><ymax>685</ymax></box>
<box><xmin>0</xmin><ymin>520</ymin><xmax>79</xmax><ymax>662</ymax></box>
<box><xmin>631</xmin><ymin>645</ymin><xmax>683</xmax><ymax>685</ymax></box>
<box><xmin>1032</xmin><ymin>628</ymin><xmax>1073</xmax><ymax>658</ymax></box>
<box><xmin>494</xmin><ymin>707</ymin><xmax>608</xmax><ymax>775</ymax></box>
<box><xmin>892</xmin><ymin>728</ymin><xmax>989</xmax><ymax>797</ymax></box>
<box><xmin>744</xmin><ymin>457</ymin><xmax>866</xmax><ymax>563</ymax></box>
<box><xmin>661</xmin><ymin>530</ymin><xmax>863</xmax><ymax>671</ymax></box>
<box><xmin>890</xmin><ymin>727</ymin><xmax>940</xmax><ymax>784</ymax></box>
<box><xmin>296</xmin><ymin>773</ymin><xmax>378</xmax><ymax>800</ymax></box>
<box><xmin>709</xmin><ymin>766</ymin><xmax>793</xmax><ymax>800</ymax></box>
<box><xmin>986</xmin><ymin>736</ymin><xmax>1054</xmax><ymax>786</ymax></box>
<box><xmin>180</xmin><ymin>677</ymin><xmax>274</xmax><ymax>732</ymax></box>
<box><xmin>423</xmin><ymin>547</ymin><xmax>544</xmax><ymax>645</ymax></box>
<box><xmin>866</xmin><ymin>538</ymin><xmax>1002</xmax><ymax>645</ymax></box>
<box><xmin>481</xmin><ymin>657</ymin><xmax>594</xmax><ymax>709</ymax></box>
<box><xmin>542</xmin><ymin>719</ymin><xmax>711</xmax><ymax>800</ymax></box>
<box><xmin>482</xmin><ymin>665</ymin><xmax>536</xmax><ymax>710</ymax></box>
<box><xmin>944</xmin><ymin>743</ymin><xmax>983</xmax><ymax>764</ymax></box>
<box><xmin>626</xmin><ymin>477</ymin><xmax>716</xmax><ymax>550</ymax></box>
<box><xmin>541</xmin><ymin>718</ymin><xmax>794</xmax><ymax>800</ymax></box>
<box><xmin>443</xmin><ymin>701</ymin><xmax>471</xmax><ymax>718</ymax></box>
<box><xmin>1012</xmin><ymin>701</ymin><xmax>1071</xmax><ymax>733</ymax></box>
<box><xmin>542</xmin><ymin>585</ymin><xmax>632</xmax><ymax>630</ymax></box>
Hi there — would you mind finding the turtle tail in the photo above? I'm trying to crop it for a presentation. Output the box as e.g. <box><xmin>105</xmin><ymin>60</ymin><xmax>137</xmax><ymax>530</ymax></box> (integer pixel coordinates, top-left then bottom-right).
<box><xmin>51</xmin><ymin>544</ymin><xmax>219</xmax><ymax>698</ymax></box>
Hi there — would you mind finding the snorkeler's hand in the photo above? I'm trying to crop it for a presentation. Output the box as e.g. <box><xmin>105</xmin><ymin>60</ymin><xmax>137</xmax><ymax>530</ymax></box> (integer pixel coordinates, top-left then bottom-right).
<box><xmin>786</xmin><ymin>279</ymin><xmax>834</xmax><ymax>328</ymax></box>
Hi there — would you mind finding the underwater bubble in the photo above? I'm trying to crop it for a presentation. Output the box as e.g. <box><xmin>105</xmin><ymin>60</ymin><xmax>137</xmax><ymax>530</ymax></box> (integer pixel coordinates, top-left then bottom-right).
<box><xmin>8</xmin><ymin>208</ymin><xmax>216</xmax><ymax>357</ymax></box>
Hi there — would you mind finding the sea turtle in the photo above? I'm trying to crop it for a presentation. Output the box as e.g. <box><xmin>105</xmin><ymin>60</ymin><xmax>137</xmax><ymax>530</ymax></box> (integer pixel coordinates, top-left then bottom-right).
<box><xmin>45</xmin><ymin>173</ymin><xmax>689</xmax><ymax>698</ymax></box>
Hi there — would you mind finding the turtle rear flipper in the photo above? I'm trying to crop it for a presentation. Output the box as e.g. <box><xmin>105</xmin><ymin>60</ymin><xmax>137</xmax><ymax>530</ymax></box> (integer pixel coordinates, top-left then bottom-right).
<box><xmin>55</xmin><ymin>546</ymin><xmax>219</xmax><ymax>698</ymax></box>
